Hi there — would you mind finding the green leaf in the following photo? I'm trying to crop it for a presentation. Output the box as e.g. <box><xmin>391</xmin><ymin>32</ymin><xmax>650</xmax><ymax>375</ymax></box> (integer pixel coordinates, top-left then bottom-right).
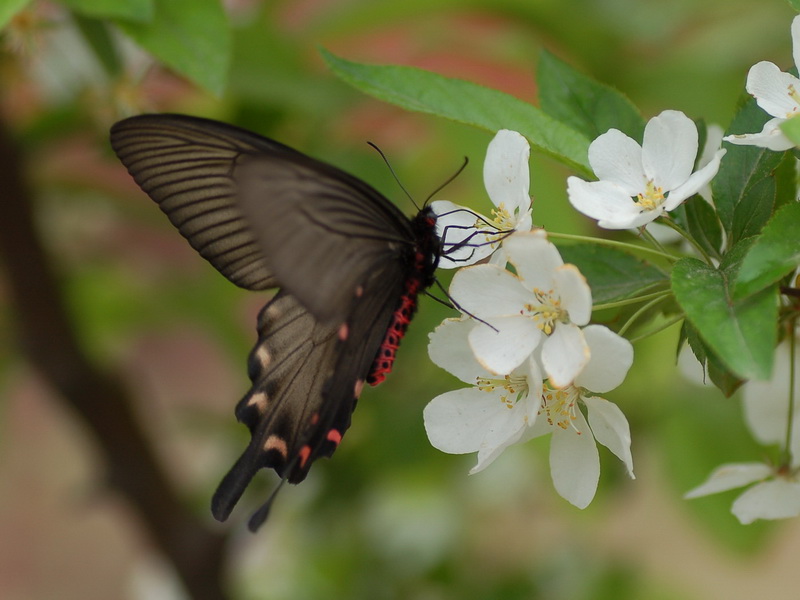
<box><xmin>537</xmin><ymin>49</ymin><xmax>644</xmax><ymax>141</ymax></box>
<box><xmin>115</xmin><ymin>0</ymin><xmax>230</xmax><ymax>95</ymax></box>
<box><xmin>0</xmin><ymin>0</ymin><xmax>32</xmax><ymax>30</ymax></box>
<box><xmin>72</xmin><ymin>14</ymin><xmax>122</xmax><ymax>76</ymax></box>
<box><xmin>672</xmin><ymin>251</ymin><xmax>777</xmax><ymax>381</ymax></box>
<box><xmin>735</xmin><ymin>202</ymin><xmax>800</xmax><ymax>298</ymax></box>
<box><xmin>780</xmin><ymin>113</ymin><xmax>800</xmax><ymax>146</ymax></box>
<box><xmin>683</xmin><ymin>321</ymin><xmax>744</xmax><ymax>397</ymax></box>
<box><xmin>556</xmin><ymin>243</ymin><xmax>667</xmax><ymax>304</ymax></box>
<box><xmin>713</xmin><ymin>97</ymin><xmax>782</xmax><ymax>242</ymax></box>
<box><xmin>683</xmin><ymin>196</ymin><xmax>723</xmax><ymax>259</ymax></box>
<box><xmin>789</xmin><ymin>0</ymin><xmax>800</xmax><ymax>11</ymax></box>
<box><xmin>321</xmin><ymin>49</ymin><xmax>592</xmax><ymax>175</ymax></box>
<box><xmin>56</xmin><ymin>0</ymin><xmax>153</xmax><ymax>21</ymax></box>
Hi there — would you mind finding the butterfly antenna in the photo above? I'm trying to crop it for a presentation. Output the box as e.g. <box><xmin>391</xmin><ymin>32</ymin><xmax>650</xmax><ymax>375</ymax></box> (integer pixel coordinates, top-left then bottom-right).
<box><xmin>423</xmin><ymin>156</ymin><xmax>469</xmax><ymax>206</ymax></box>
<box><xmin>367</xmin><ymin>141</ymin><xmax>418</xmax><ymax>209</ymax></box>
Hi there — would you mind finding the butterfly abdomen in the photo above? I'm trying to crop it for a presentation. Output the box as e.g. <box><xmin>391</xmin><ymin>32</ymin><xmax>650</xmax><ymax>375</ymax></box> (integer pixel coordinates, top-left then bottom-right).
<box><xmin>367</xmin><ymin>209</ymin><xmax>440</xmax><ymax>386</ymax></box>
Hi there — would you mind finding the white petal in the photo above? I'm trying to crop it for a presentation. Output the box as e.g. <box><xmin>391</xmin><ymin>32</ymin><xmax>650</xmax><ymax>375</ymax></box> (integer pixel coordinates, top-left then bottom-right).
<box><xmin>584</xmin><ymin>396</ymin><xmax>634</xmax><ymax>478</ymax></box>
<box><xmin>793</xmin><ymin>15</ymin><xmax>800</xmax><ymax>74</ymax></box>
<box><xmin>663</xmin><ymin>148</ymin><xmax>726</xmax><ymax>209</ymax></box>
<box><xmin>428</xmin><ymin>318</ymin><xmax>489</xmax><ymax>383</ymax></box>
<box><xmin>742</xmin><ymin>340</ymin><xmax>800</xmax><ymax>446</ymax></box>
<box><xmin>431</xmin><ymin>200</ymin><xmax>495</xmax><ymax>269</ymax></box>
<box><xmin>723</xmin><ymin>117</ymin><xmax>796</xmax><ymax>151</ymax></box>
<box><xmin>469</xmin><ymin>316</ymin><xmax>543</xmax><ymax>375</ymax></box>
<box><xmin>449</xmin><ymin>264</ymin><xmax>530</xmax><ymax>318</ymax></box>
<box><xmin>731</xmin><ymin>479</ymin><xmax>800</xmax><ymax>524</ymax></box>
<box><xmin>566</xmin><ymin>178</ymin><xmax>646</xmax><ymax>230</ymax></box>
<box><xmin>502</xmin><ymin>230</ymin><xmax>563</xmax><ymax>291</ymax></box>
<box><xmin>541</xmin><ymin>323</ymin><xmax>589</xmax><ymax>388</ymax></box>
<box><xmin>423</xmin><ymin>388</ymin><xmax>526</xmax><ymax>457</ymax></box>
<box><xmin>483</xmin><ymin>130</ymin><xmax>531</xmax><ymax>213</ymax></box>
<box><xmin>684</xmin><ymin>462</ymin><xmax>772</xmax><ymax>498</ymax></box>
<box><xmin>575</xmin><ymin>325</ymin><xmax>634</xmax><ymax>392</ymax></box>
<box><xmin>549</xmin><ymin>410</ymin><xmax>600</xmax><ymax>508</ymax></box>
<box><xmin>642</xmin><ymin>110</ymin><xmax>698</xmax><ymax>191</ymax></box>
<box><xmin>746</xmin><ymin>61</ymin><xmax>800</xmax><ymax>119</ymax></box>
<box><xmin>587</xmin><ymin>129</ymin><xmax>645</xmax><ymax>194</ymax></box>
<box><xmin>553</xmin><ymin>265</ymin><xmax>592</xmax><ymax>326</ymax></box>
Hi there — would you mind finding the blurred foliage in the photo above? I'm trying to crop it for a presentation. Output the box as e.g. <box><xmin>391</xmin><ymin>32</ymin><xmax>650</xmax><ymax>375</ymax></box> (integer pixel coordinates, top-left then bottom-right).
<box><xmin>1</xmin><ymin>1</ymin><xmax>799</xmax><ymax>599</ymax></box>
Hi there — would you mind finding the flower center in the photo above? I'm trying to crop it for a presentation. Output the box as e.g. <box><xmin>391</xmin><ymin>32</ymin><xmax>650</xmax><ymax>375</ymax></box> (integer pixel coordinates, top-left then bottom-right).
<box><xmin>786</xmin><ymin>83</ymin><xmax>800</xmax><ymax>117</ymax></box>
<box><xmin>635</xmin><ymin>179</ymin><xmax>666</xmax><ymax>211</ymax></box>
<box><xmin>540</xmin><ymin>384</ymin><xmax>582</xmax><ymax>432</ymax></box>
<box><xmin>476</xmin><ymin>373</ymin><xmax>529</xmax><ymax>409</ymax></box>
<box><xmin>523</xmin><ymin>288</ymin><xmax>567</xmax><ymax>335</ymax></box>
<box><xmin>475</xmin><ymin>202</ymin><xmax>515</xmax><ymax>244</ymax></box>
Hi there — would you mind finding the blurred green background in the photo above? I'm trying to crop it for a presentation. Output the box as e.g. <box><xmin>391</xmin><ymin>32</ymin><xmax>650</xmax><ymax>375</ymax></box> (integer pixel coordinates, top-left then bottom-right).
<box><xmin>1</xmin><ymin>1</ymin><xmax>799</xmax><ymax>599</ymax></box>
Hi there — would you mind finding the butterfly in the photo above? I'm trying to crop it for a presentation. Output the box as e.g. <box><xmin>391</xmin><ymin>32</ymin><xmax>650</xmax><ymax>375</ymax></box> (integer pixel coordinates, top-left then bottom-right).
<box><xmin>110</xmin><ymin>114</ymin><xmax>446</xmax><ymax>531</ymax></box>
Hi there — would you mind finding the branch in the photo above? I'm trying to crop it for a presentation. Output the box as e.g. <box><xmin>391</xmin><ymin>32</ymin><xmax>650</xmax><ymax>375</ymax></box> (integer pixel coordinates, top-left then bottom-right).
<box><xmin>0</xmin><ymin>119</ymin><xmax>230</xmax><ymax>600</ymax></box>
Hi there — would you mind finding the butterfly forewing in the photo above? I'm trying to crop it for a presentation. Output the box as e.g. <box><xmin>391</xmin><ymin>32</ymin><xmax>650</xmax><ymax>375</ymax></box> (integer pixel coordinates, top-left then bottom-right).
<box><xmin>110</xmin><ymin>115</ymin><xmax>287</xmax><ymax>291</ymax></box>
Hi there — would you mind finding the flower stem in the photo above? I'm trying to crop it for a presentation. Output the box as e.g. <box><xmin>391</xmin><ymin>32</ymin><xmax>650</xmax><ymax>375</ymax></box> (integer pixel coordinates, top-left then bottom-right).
<box><xmin>592</xmin><ymin>289</ymin><xmax>672</xmax><ymax>312</ymax></box>
<box><xmin>628</xmin><ymin>314</ymin><xmax>685</xmax><ymax>344</ymax></box>
<box><xmin>658</xmin><ymin>217</ymin><xmax>715</xmax><ymax>265</ymax></box>
<box><xmin>546</xmin><ymin>231</ymin><xmax>678</xmax><ymax>262</ymax></box>
<box><xmin>618</xmin><ymin>294</ymin><xmax>673</xmax><ymax>337</ymax></box>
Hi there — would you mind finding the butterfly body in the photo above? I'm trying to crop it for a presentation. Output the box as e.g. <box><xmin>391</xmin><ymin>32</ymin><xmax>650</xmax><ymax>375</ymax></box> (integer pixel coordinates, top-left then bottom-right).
<box><xmin>109</xmin><ymin>114</ymin><xmax>441</xmax><ymax>529</ymax></box>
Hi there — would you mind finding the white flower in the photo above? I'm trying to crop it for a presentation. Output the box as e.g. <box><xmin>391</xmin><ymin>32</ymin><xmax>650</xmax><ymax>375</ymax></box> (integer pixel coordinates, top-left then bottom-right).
<box><xmin>685</xmin><ymin>340</ymin><xmax>800</xmax><ymax>524</ymax></box>
<box><xmin>423</xmin><ymin>318</ymin><xmax>543</xmax><ymax>473</ymax></box>
<box><xmin>723</xmin><ymin>16</ymin><xmax>800</xmax><ymax>151</ymax></box>
<box><xmin>424</xmin><ymin>322</ymin><xmax>635</xmax><ymax>509</ymax></box>
<box><xmin>433</xmin><ymin>129</ymin><xmax>532</xmax><ymax>268</ymax></box>
<box><xmin>522</xmin><ymin>325</ymin><xmax>635</xmax><ymax>508</ymax></box>
<box><xmin>566</xmin><ymin>110</ymin><xmax>726</xmax><ymax>229</ymax></box>
<box><xmin>449</xmin><ymin>230</ymin><xmax>592</xmax><ymax>387</ymax></box>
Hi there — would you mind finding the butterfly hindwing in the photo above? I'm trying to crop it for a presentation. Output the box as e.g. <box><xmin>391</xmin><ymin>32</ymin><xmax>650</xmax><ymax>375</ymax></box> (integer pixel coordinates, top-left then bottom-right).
<box><xmin>211</xmin><ymin>259</ymin><xmax>410</xmax><ymax>525</ymax></box>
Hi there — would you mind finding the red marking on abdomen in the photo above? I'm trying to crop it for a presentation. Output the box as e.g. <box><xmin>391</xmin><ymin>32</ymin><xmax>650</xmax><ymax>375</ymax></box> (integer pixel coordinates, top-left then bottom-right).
<box><xmin>366</xmin><ymin>252</ymin><xmax>426</xmax><ymax>386</ymax></box>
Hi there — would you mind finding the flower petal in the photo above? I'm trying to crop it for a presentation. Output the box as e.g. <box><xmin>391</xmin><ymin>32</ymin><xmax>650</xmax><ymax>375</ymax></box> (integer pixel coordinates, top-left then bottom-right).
<box><xmin>449</xmin><ymin>264</ymin><xmax>530</xmax><ymax>318</ymax></box>
<box><xmin>483</xmin><ymin>130</ymin><xmax>531</xmax><ymax>214</ymax></box>
<box><xmin>663</xmin><ymin>148</ymin><xmax>726</xmax><ymax>209</ymax></box>
<box><xmin>587</xmin><ymin>129</ymin><xmax>645</xmax><ymax>194</ymax></box>
<box><xmin>423</xmin><ymin>387</ymin><xmax>526</xmax><ymax>458</ymax></box>
<box><xmin>566</xmin><ymin>178</ymin><xmax>646</xmax><ymax>230</ymax></box>
<box><xmin>746</xmin><ymin>61</ymin><xmax>800</xmax><ymax>119</ymax></box>
<box><xmin>554</xmin><ymin>265</ymin><xmax>592</xmax><ymax>326</ymax></box>
<box><xmin>469</xmin><ymin>316</ymin><xmax>543</xmax><ymax>375</ymax></box>
<box><xmin>723</xmin><ymin>117</ymin><xmax>796</xmax><ymax>151</ymax></box>
<box><xmin>541</xmin><ymin>323</ymin><xmax>589</xmax><ymax>388</ymax></box>
<box><xmin>549</xmin><ymin>410</ymin><xmax>600</xmax><ymax>508</ymax></box>
<box><xmin>575</xmin><ymin>325</ymin><xmax>634</xmax><ymax>392</ymax></box>
<box><xmin>684</xmin><ymin>462</ymin><xmax>772</xmax><ymax>498</ymax></box>
<box><xmin>502</xmin><ymin>230</ymin><xmax>562</xmax><ymax>291</ymax></box>
<box><xmin>641</xmin><ymin>110</ymin><xmax>698</xmax><ymax>191</ymax></box>
<box><xmin>428</xmin><ymin>318</ymin><xmax>489</xmax><ymax>383</ymax></box>
<box><xmin>584</xmin><ymin>396</ymin><xmax>634</xmax><ymax>478</ymax></box>
<box><xmin>731</xmin><ymin>479</ymin><xmax>800</xmax><ymax>524</ymax></box>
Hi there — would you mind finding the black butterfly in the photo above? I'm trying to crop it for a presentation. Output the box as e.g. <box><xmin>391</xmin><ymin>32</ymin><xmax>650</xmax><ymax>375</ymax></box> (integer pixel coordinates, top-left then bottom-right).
<box><xmin>110</xmin><ymin>114</ymin><xmax>443</xmax><ymax>530</ymax></box>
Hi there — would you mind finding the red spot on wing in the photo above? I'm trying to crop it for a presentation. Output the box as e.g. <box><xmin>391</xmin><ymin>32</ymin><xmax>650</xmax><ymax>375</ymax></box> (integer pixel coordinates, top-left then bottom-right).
<box><xmin>327</xmin><ymin>429</ymin><xmax>343</xmax><ymax>445</ymax></box>
<box><xmin>338</xmin><ymin>323</ymin><xmax>349</xmax><ymax>341</ymax></box>
<box><xmin>298</xmin><ymin>445</ymin><xmax>312</xmax><ymax>469</ymax></box>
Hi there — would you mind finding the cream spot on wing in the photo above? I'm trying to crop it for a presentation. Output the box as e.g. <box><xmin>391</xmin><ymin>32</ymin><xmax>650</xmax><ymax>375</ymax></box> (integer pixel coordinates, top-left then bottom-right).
<box><xmin>354</xmin><ymin>379</ymin><xmax>365</xmax><ymax>399</ymax></box>
<box><xmin>262</xmin><ymin>435</ymin><xmax>288</xmax><ymax>458</ymax></box>
<box><xmin>255</xmin><ymin>345</ymin><xmax>271</xmax><ymax>368</ymax></box>
<box><xmin>246</xmin><ymin>392</ymin><xmax>269</xmax><ymax>413</ymax></box>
